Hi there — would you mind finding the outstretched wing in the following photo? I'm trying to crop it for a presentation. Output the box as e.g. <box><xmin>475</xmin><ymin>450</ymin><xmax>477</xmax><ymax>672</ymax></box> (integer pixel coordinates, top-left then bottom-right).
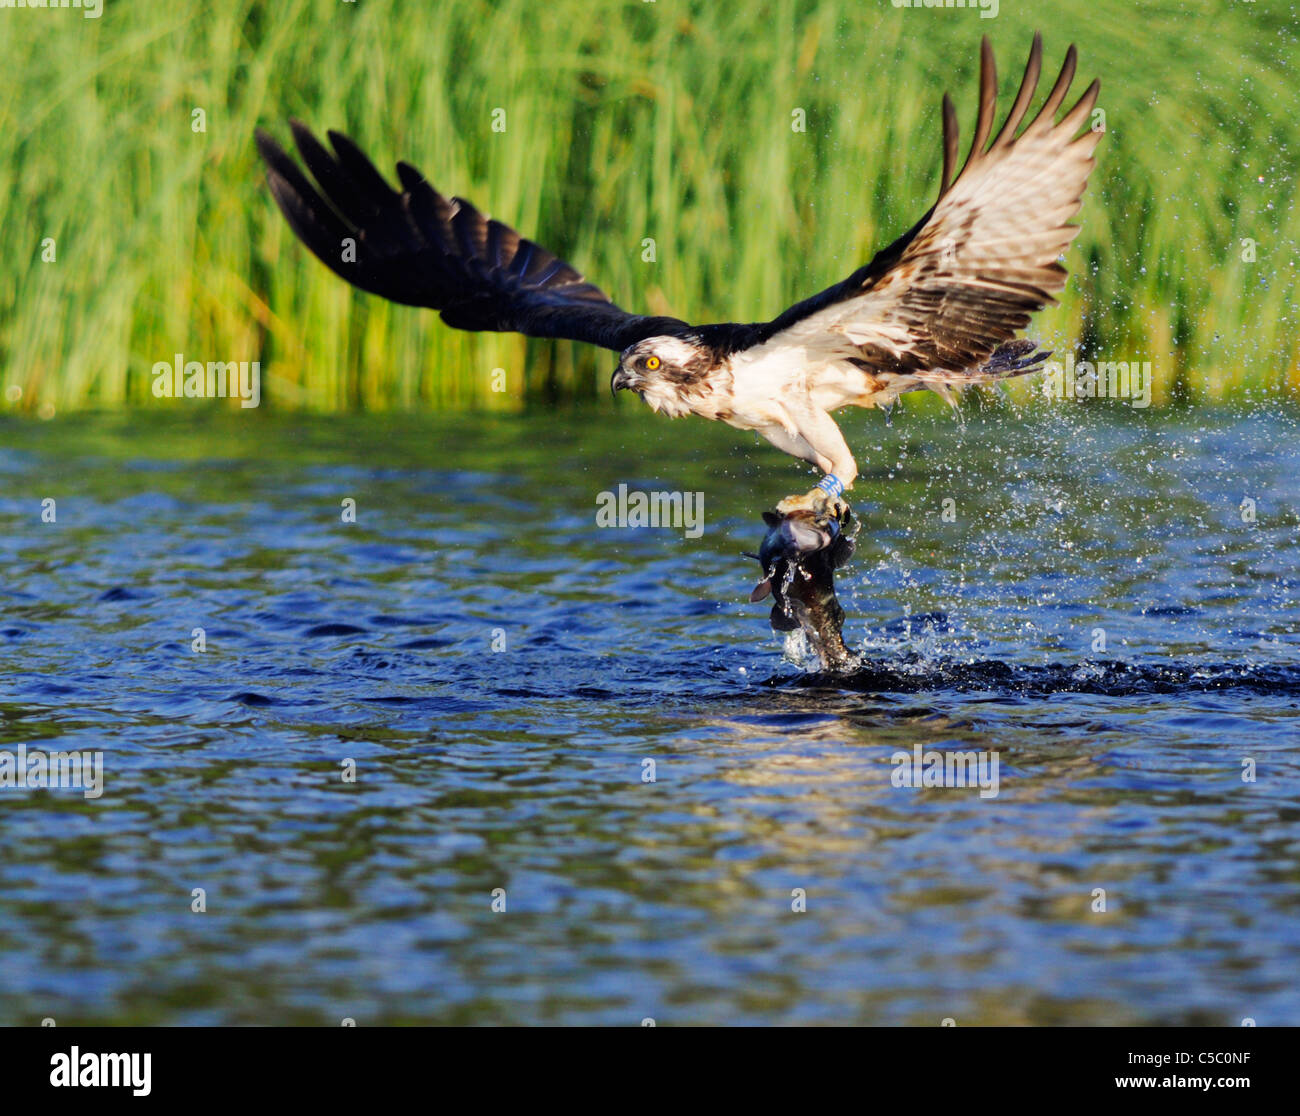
<box><xmin>750</xmin><ymin>34</ymin><xmax>1100</xmax><ymax>374</ymax></box>
<box><xmin>255</xmin><ymin>122</ymin><xmax>687</xmax><ymax>352</ymax></box>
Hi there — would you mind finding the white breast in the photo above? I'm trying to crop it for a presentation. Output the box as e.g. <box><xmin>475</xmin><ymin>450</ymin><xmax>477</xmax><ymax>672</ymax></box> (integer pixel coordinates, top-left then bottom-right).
<box><xmin>724</xmin><ymin>341</ymin><xmax>871</xmax><ymax>427</ymax></box>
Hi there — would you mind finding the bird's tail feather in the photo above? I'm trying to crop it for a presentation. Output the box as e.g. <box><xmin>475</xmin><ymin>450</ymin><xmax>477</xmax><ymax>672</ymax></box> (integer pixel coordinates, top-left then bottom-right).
<box><xmin>914</xmin><ymin>339</ymin><xmax>1051</xmax><ymax>386</ymax></box>
<box><xmin>863</xmin><ymin>340</ymin><xmax>1049</xmax><ymax>410</ymax></box>
<box><xmin>850</xmin><ymin>340</ymin><xmax>1050</xmax><ymax>411</ymax></box>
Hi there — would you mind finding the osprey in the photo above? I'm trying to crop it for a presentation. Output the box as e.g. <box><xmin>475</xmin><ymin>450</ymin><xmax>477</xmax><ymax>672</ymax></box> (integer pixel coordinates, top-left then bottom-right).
<box><xmin>257</xmin><ymin>34</ymin><xmax>1099</xmax><ymax>516</ymax></box>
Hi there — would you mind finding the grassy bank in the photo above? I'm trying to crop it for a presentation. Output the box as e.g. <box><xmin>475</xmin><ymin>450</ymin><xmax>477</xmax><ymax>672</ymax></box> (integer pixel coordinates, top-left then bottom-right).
<box><xmin>0</xmin><ymin>0</ymin><xmax>1296</xmax><ymax>413</ymax></box>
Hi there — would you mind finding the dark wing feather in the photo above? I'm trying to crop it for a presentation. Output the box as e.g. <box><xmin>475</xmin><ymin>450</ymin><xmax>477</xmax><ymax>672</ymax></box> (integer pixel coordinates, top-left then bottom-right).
<box><xmin>255</xmin><ymin>122</ymin><xmax>687</xmax><ymax>352</ymax></box>
<box><xmin>751</xmin><ymin>34</ymin><xmax>1100</xmax><ymax>373</ymax></box>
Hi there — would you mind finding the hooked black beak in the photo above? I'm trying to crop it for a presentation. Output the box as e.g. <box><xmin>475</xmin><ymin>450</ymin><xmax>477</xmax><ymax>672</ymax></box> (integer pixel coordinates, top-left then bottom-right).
<box><xmin>610</xmin><ymin>365</ymin><xmax>632</xmax><ymax>397</ymax></box>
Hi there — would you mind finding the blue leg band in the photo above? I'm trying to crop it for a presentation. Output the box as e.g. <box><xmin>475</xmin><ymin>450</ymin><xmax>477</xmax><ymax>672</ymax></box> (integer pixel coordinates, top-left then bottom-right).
<box><xmin>816</xmin><ymin>474</ymin><xmax>845</xmax><ymax>499</ymax></box>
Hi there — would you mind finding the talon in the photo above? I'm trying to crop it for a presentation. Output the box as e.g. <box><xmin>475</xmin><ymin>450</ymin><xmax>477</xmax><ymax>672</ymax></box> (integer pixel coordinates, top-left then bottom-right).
<box><xmin>820</xmin><ymin>496</ymin><xmax>850</xmax><ymax>521</ymax></box>
<box><xmin>776</xmin><ymin>492</ymin><xmax>810</xmax><ymax>516</ymax></box>
<box><xmin>776</xmin><ymin>484</ymin><xmax>850</xmax><ymax>522</ymax></box>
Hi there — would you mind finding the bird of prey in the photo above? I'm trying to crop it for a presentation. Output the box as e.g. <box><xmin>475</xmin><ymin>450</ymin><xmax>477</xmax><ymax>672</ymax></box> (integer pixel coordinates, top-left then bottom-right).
<box><xmin>256</xmin><ymin>33</ymin><xmax>1099</xmax><ymax>516</ymax></box>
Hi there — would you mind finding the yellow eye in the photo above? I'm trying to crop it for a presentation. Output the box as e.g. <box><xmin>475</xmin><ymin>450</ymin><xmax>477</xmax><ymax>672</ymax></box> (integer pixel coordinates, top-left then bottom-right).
<box><xmin>645</xmin><ymin>356</ymin><xmax>661</xmax><ymax>371</ymax></box>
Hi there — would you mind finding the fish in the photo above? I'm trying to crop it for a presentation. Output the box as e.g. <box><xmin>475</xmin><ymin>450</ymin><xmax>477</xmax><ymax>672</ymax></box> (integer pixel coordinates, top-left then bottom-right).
<box><xmin>747</xmin><ymin>503</ymin><xmax>858</xmax><ymax>672</ymax></box>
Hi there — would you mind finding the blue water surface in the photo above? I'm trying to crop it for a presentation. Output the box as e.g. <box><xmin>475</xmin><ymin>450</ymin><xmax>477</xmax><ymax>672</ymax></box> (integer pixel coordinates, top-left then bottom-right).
<box><xmin>0</xmin><ymin>401</ymin><xmax>1296</xmax><ymax>1024</ymax></box>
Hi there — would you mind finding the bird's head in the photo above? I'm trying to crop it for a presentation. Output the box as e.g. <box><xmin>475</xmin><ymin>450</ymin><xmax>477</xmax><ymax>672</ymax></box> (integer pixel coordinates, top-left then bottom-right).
<box><xmin>611</xmin><ymin>336</ymin><xmax>710</xmax><ymax>416</ymax></box>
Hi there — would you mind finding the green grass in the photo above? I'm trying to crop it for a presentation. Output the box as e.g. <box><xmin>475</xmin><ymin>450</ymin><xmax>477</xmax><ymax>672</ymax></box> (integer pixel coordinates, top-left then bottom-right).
<box><xmin>0</xmin><ymin>0</ymin><xmax>1296</xmax><ymax>413</ymax></box>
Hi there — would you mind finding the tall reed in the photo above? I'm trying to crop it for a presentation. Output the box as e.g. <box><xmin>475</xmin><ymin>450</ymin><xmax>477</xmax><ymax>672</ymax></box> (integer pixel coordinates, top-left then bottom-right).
<box><xmin>0</xmin><ymin>0</ymin><xmax>1294</xmax><ymax>413</ymax></box>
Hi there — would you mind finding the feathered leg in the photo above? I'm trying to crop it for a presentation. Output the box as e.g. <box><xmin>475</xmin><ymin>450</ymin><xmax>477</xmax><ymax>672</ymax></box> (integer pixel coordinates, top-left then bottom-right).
<box><xmin>769</xmin><ymin>408</ymin><xmax>857</xmax><ymax>518</ymax></box>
